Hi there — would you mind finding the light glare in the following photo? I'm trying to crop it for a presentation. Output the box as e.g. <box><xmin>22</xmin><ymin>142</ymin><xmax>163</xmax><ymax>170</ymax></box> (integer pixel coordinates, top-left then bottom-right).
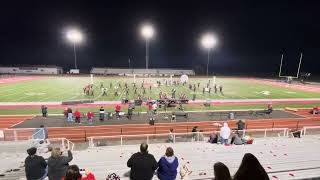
<box><xmin>141</xmin><ymin>24</ymin><xmax>154</xmax><ymax>39</ymax></box>
<box><xmin>66</xmin><ymin>29</ymin><xmax>83</xmax><ymax>44</ymax></box>
<box><xmin>201</xmin><ymin>33</ymin><xmax>217</xmax><ymax>49</ymax></box>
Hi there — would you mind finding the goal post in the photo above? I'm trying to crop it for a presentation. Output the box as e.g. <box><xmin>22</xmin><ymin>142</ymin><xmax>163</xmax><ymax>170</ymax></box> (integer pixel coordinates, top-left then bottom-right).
<box><xmin>90</xmin><ymin>74</ymin><xmax>94</xmax><ymax>84</ymax></box>
<box><xmin>278</xmin><ymin>52</ymin><xmax>303</xmax><ymax>80</ymax></box>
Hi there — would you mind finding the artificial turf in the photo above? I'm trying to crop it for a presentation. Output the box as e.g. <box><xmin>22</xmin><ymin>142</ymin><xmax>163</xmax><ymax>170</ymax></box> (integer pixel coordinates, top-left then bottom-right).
<box><xmin>0</xmin><ymin>76</ymin><xmax>319</xmax><ymax>102</ymax></box>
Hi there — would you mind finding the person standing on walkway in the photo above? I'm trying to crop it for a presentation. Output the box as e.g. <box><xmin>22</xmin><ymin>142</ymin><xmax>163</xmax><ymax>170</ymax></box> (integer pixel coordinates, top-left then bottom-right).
<box><xmin>128</xmin><ymin>104</ymin><xmax>134</xmax><ymax>120</ymax></box>
<box><xmin>87</xmin><ymin>111</ymin><xmax>94</xmax><ymax>125</ymax></box>
<box><xmin>115</xmin><ymin>104</ymin><xmax>121</xmax><ymax>119</ymax></box>
<box><xmin>67</xmin><ymin>108</ymin><xmax>73</xmax><ymax>122</ymax></box>
<box><xmin>41</xmin><ymin>105</ymin><xmax>48</xmax><ymax>117</ymax></box>
<box><xmin>63</xmin><ymin>107</ymin><xmax>68</xmax><ymax>118</ymax></box>
<box><xmin>74</xmin><ymin>109</ymin><xmax>81</xmax><ymax>123</ymax></box>
<box><xmin>99</xmin><ymin>106</ymin><xmax>105</xmax><ymax>121</ymax></box>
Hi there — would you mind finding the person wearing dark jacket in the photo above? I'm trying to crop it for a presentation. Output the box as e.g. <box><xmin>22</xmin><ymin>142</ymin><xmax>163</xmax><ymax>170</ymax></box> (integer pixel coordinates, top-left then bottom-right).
<box><xmin>25</xmin><ymin>147</ymin><xmax>47</xmax><ymax>180</ymax></box>
<box><xmin>233</xmin><ymin>153</ymin><xmax>269</xmax><ymax>180</ymax></box>
<box><xmin>41</xmin><ymin>105</ymin><xmax>48</xmax><ymax>117</ymax></box>
<box><xmin>127</xmin><ymin>143</ymin><xmax>158</xmax><ymax>180</ymax></box>
<box><xmin>47</xmin><ymin>147</ymin><xmax>73</xmax><ymax>180</ymax></box>
<box><xmin>99</xmin><ymin>106</ymin><xmax>105</xmax><ymax>121</ymax></box>
<box><xmin>208</xmin><ymin>131</ymin><xmax>218</xmax><ymax>144</ymax></box>
<box><xmin>157</xmin><ymin>147</ymin><xmax>179</xmax><ymax>180</ymax></box>
<box><xmin>213</xmin><ymin>162</ymin><xmax>232</xmax><ymax>180</ymax></box>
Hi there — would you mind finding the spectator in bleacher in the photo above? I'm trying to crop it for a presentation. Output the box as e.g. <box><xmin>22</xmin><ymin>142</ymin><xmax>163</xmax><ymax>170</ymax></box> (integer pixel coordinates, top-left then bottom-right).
<box><xmin>191</xmin><ymin>126</ymin><xmax>198</xmax><ymax>141</ymax></box>
<box><xmin>208</xmin><ymin>131</ymin><xmax>218</xmax><ymax>144</ymax></box>
<box><xmin>127</xmin><ymin>143</ymin><xmax>158</xmax><ymax>180</ymax></box>
<box><xmin>167</xmin><ymin>128</ymin><xmax>174</xmax><ymax>143</ymax></box>
<box><xmin>236</xmin><ymin>120</ymin><xmax>245</xmax><ymax>137</ymax></box>
<box><xmin>157</xmin><ymin>147</ymin><xmax>179</xmax><ymax>180</ymax></box>
<box><xmin>233</xmin><ymin>153</ymin><xmax>269</xmax><ymax>180</ymax></box>
<box><xmin>61</xmin><ymin>165</ymin><xmax>95</xmax><ymax>180</ymax></box>
<box><xmin>67</xmin><ymin>108</ymin><xmax>73</xmax><ymax>122</ymax></box>
<box><xmin>48</xmin><ymin>147</ymin><xmax>73</xmax><ymax>180</ymax></box>
<box><xmin>87</xmin><ymin>111</ymin><xmax>94</xmax><ymax>125</ymax></box>
<box><xmin>230</xmin><ymin>131</ymin><xmax>243</xmax><ymax>145</ymax></box>
<box><xmin>37</xmin><ymin>140</ymin><xmax>52</xmax><ymax>154</ymax></box>
<box><xmin>236</xmin><ymin>120</ymin><xmax>245</xmax><ymax>131</ymax></box>
<box><xmin>41</xmin><ymin>105</ymin><xmax>48</xmax><ymax>117</ymax></box>
<box><xmin>25</xmin><ymin>147</ymin><xmax>48</xmax><ymax>180</ymax></box>
<box><xmin>220</xmin><ymin>123</ymin><xmax>231</xmax><ymax>145</ymax></box>
<box><xmin>75</xmin><ymin>109</ymin><xmax>81</xmax><ymax>123</ymax></box>
<box><xmin>213</xmin><ymin>162</ymin><xmax>231</xmax><ymax>180</ymax></box>
<box><xmin>197</xmin><ymin>130</ymin><xmax>204</xmax><ymax>141</ymax></box>
<box><xmin>242</xmin><ymin>133</ymin><xmax>254</xmax><ymax>144</ymax></box>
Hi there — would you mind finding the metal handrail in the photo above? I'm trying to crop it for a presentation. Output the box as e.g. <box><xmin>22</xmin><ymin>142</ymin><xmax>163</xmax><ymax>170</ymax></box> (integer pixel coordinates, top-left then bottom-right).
<box><xmin>47</xmin><ymin>138</ymin><xmax>75</xmax><ymax>151</ymax></box>
<box><xmin>289</xmin><ymin>129</ymin><xmax>303</xmax><ymax>138</ymax></box>
<box><xmin>87</xmin><ymin>128</ymin><xmax>289</xmax><ymax>147</ymax></box>
<box><xmin>303</xmin><ymin>126</ymin><xmax>320</xmax><ymax>136</ymax></box>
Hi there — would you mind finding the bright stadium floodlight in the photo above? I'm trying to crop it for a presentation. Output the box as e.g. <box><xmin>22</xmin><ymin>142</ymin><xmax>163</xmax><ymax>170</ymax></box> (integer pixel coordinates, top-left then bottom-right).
<box><xmin>66</xmin><ymin>28</ymin><xmax>84</xmax><ymax>69</ymax></box>
<box><xmin>201</xmin><ymin>33</ymin><xmax>218</xmax><ymax>76</ymax></box>
<box><xmin>141</xmin><ymin>24</ymin><xmax>154</xmax><ymax>40</ymax></box>
<box><xmin>140</xmin><ymin>24</ymin><xmax>155</xmax><ymax>70</ymax></box>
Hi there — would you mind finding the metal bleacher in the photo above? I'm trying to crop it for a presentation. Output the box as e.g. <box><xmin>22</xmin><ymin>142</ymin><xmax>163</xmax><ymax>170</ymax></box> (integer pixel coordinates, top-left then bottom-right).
<box><xmin>73</xmin><ymin>136</ymin><xmax>320</xmax><ymax>180</ymax></box>
<box><xmin>1</xmin><ymin>132</ymin><xmax>320</xmax><ymax>179</ymax></box>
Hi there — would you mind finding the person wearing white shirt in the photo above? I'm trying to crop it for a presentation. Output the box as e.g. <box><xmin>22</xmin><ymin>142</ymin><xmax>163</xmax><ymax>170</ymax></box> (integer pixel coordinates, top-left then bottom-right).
<box><xmin>220</xmin><ymin>123</ymin><xmax>231</xmax><ymax>145</ymax></box>
<box><xmin>152</xmin><ymin>103</ymin><xmax>158</xmax><ymax>114</ymax></box>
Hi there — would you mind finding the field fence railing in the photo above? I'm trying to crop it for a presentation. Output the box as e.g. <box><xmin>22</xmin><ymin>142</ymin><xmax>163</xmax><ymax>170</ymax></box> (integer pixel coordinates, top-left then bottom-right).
<box><xmin>1</xmin><ymin>128</ymin><xmax>36</xmax><ymax>141</ymax></box>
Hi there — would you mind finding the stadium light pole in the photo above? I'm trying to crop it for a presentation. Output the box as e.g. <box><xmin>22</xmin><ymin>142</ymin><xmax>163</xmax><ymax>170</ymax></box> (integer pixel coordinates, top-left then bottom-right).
<box><xmin>140</xmin><ymin>24</ymin><xmax>154</xmax><ymax>70</ymax></box>
<box><xmin>201</xmin><ymin>33</ymin><xmax>217</xmax><ymax>76</ymax></box>
<box><xmin>66</xmin><ymin>29</ymin><xmax>83</xmax><ymax>69</ymax></box>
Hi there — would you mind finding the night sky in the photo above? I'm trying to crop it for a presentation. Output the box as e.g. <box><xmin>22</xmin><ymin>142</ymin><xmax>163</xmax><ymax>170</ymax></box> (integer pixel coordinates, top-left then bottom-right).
<box><xmin>1</xmin><ymin>0</ymin><xmax>319</xmax><ymax>75</ymax></box>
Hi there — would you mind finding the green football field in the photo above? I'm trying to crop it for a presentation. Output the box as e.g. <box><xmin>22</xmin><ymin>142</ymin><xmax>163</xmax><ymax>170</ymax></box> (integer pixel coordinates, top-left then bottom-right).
<box><xmin>0</xmin><ymin>76</ymin><xmax>320</xmax><ymax>102</ymax></box>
